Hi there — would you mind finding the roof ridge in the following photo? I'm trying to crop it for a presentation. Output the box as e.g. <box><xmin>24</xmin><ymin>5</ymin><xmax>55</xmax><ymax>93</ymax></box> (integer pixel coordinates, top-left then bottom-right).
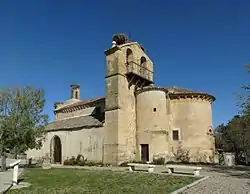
<box><xmin>55</xmin><ymin>96</ymin><xmax>105</xmax><ymax>112</ymax></box>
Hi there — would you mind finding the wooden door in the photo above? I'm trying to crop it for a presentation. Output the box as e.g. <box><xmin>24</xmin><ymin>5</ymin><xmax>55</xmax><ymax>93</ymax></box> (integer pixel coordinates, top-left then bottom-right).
<box><xmin>141</xmin><ymin>144</ymin><xmax>149</xmax><ymax>161</ymax></box>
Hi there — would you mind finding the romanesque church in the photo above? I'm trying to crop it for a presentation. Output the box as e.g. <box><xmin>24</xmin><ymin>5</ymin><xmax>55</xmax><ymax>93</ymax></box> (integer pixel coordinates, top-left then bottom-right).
<box><xmin>27</xmin><ymin>34</ymin><xmax>216</xmax><ymax>164</ymax></box>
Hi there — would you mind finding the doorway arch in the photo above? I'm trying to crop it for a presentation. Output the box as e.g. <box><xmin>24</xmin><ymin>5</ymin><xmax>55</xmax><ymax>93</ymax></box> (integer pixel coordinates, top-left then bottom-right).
<box><xmin>50</xmin><ymin>135</ymin><xmax>62</xmax><ymax>164</ymax></box>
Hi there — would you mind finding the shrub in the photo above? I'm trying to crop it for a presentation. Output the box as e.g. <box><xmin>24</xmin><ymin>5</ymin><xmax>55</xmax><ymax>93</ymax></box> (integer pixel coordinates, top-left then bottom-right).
<box><xmin>78</xmin><ymin>160</ymin><xmax>86</xmax><ymax>166</ymax></box>
<box><xmin>76</xmin><ymin>154</ymin><xmax>87</xmax><ymax>165</ymax></box>
<box><xmin>70</xmin><ymin>156</ymin><xmax>78</xmax><ymax>165</ymax></box>
<box><xmin>119</xmin><ymin>161</ymin><xmax>129</xmax><ymax>167</ymax></box>
<box><xmin>63</xmin><ymin>155</ymin><xmax>87</xmax><ymax>166</ymax></box>
<box><xmin>119</xmin><ymin>160</ymin><xmax>148</xmax><ymax>167</ymax></box>
<box><xmin>173</xmin><ymin>146</ymin><xmax>190</xmax><ymax>163</ymax></box>
<box><xmin>35</xmin><ymin>157</ymin><xmax>44</xmax><ymax>167</ymax></box>
<box><xmin>63</xmin><ymin>155</ymin><xmax>108</xmax><ymax>167</ymax></box>
<box><xmin>85</xmin><ymin>161</ymin><xmax>95</xmax><ymax>166</ymax></box>
<box><xmin>152</xmin><ymin>157</ymin><xmax>165</xmax><ymax>165</ymax></box>
<box><xmin>63</xmin><ymin>157</ymin><xmax>74</xmax><ymax>166</ymax></box>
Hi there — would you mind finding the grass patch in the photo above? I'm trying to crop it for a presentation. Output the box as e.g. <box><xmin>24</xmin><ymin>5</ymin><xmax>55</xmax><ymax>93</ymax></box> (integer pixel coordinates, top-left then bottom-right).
<box><xmin>9</xmin><ymin>168</ymin><xmax>197</xmax><ymax>194</ymax></box>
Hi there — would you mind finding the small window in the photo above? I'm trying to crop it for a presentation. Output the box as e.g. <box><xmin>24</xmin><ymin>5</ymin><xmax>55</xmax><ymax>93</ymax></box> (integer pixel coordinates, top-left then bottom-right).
<box><xmin>172</xmin><ymin>130</ymin><xmax>179</xmax><ymax>141</ymax></box>
<box><xmin>140</xmin><ymin>56</ymin><xmax>146</xmax><ymax>65</ymax></box>
<box><xmin>126</xmin><ymin>48</ymin><xmax>133</xmax><ymax>63</ymax></box>
<box><xmin>153</xmin><ymin>108</ymin><xmax>156</xmax><ymax>112</ymax></box>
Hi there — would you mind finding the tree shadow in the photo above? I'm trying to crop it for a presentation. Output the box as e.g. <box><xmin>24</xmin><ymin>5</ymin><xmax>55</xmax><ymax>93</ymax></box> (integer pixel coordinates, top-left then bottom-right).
<box><xmin>224</xmin><ymin>171</ymin><xmax>250</xmax><ymax>179</ymax></box>
<box><xmin>211</xmin><ymin>165</ymin><xmax>250</xmax><ymax>171</ymax></box>
<box><xmin>2</xmin><ymin>177</ymin><xmax>27</xmax><ymax>194</ymax></box>
<box><xmin>207</xmin><ymin>166</ymin><xmax>250</xmax><ymax>179</ymax></box>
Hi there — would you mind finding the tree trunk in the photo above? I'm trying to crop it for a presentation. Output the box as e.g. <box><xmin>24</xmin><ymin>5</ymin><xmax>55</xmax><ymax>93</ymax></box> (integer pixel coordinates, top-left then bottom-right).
<box><xmin>1</xmin><ymin>153</ymin><xmax>7</xmax><ymax>171</ymax></box>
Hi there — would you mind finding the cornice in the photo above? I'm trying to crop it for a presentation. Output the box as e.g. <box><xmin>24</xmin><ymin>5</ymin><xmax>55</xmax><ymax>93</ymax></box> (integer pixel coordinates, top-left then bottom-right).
<box><xmin>104</xmin><ymin>46</ymin><xmax>121</xmax><ymax>56</ymax></box>
<box><xmin>168</xmin><ymin>93</ymin><xmax>216</xmax><ymax>103</ymax></box>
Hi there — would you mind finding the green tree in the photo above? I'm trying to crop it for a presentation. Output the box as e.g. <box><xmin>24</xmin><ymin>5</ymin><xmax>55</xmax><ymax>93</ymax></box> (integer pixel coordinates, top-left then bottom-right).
<box><xmin>210</xmin><ymin>64</ymin><xmax>250</xmax><ymax>165</ymax></box>
<box><xmin>0</xmin><ymin>87</ymin><xmax>48</xmax><ymax>171</ymax></box>
<box><xmin>214</xmin><ymin>124</ymin><xmax>229</xmax><ymax>150</ymax></box>
<box><xmin>227</xmin><ymin>115</ymin><xmax>250</xmax><ymax>164</ymax></box>
<box><xmin>215</xmin><ymin>115</ymin><xmax>250</xmax><ymax>165</ymax></box>
<box><xmin>237</xmin><ymin>64</ymin><xmax>250</xmax><ymax>164</ymax></box>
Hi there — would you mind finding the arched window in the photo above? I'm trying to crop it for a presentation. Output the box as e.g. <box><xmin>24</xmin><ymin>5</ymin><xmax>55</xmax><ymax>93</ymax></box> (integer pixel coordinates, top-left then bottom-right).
<box><xmin>126</xmin><ymin>48</ymin><xmax>133</xmax><ymax>64</ymax></box>
<box><xmin>75</xmin><ymin>91</ymin><xmax>79</xmax><ymax>99</ymax></box>
<box><xmin>140</xmin><ymin>56</ymin><xmax>147</xmax><ymax>66</ymax></box>
<box><xmin>140</xmin><ymin>57</ymin><xmax>147</xmax><ymax>75</ymax></box>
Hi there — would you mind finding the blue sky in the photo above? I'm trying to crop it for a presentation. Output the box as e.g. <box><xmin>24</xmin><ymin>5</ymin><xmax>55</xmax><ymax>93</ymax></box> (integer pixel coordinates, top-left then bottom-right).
<box><xmin>0</xmin><ymin>0</ymin><xmax>249</xmax><ymax>127</ymax></box>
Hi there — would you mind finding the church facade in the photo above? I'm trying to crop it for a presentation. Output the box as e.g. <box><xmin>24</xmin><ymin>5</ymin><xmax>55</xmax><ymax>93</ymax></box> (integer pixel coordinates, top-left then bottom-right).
<box><xmin>27</xmin><ymin>35</ymin><xmax>216</xmax><ymax>164</ymax></box>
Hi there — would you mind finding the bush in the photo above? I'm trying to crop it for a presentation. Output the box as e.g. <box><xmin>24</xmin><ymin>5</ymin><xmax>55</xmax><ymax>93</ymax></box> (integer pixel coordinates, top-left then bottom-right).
<box><xmin>173</xmin><ymin>146</ymin><xmax>190</xmax><ymax>163</ymax></box>
<box><xmin>78</xmin><ymin>160</ymin><xmax>86</xmax><ymax>166</ymax></box>
<box><xmin>63</xmin><ymin>155</ymin><xmax>87</xmax><ymax>166</ymax></box>
<box><xmin>152</xmin><ymin>157</ymin><xmax>165</xmax><ymax>165</ymax></box>
<box><xmin>119</xmin><ymin>161</ymin><xmax>129</xmax><ymax>167</ymax></box>
<box><xmin>76</xmin><ymin>154</ymin><xmax>87</xmax><ymax>165</ymax></box>
<box><xmin>63</xmin><ymin>154</ymin><xmax>106</xmax><ymax>167</ymax></box>
<box><xmin>165</xmin><ymin>160</ymin><xmax>215</xmax><ymax>166</ymax></box>
<box><xmin>119</xmin><ymin>160</ymin><xmax>148</xmax><ymax>167</ymax></box>
<box><xmin>63</xmin><ymin>157</ymin><xmax>74</xmax><ymax>166</ymax></box>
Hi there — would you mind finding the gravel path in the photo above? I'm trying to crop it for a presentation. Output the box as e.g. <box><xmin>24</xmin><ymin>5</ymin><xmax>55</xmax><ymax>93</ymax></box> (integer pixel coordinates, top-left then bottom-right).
<box><xmin>182</xmin><ymin>168</ymin><xmax>250</xmax><ymax>194</ymax></box>
<box><xmin>0</xmin><ymin>168</ymin><xmax>24</xmax><ymax>193</ymax></box>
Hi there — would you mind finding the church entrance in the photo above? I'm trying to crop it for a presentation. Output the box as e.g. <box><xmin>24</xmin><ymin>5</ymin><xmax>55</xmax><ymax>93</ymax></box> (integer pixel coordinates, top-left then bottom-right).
<box><xmin>140</xmin><ymin>144</ymin><xmax>149</xmax><ymax>162</ymax></box>
<box><xmin>50</xmin><ymin>135</ymin><xmax>62</xmax><ymax>164</ymax></box>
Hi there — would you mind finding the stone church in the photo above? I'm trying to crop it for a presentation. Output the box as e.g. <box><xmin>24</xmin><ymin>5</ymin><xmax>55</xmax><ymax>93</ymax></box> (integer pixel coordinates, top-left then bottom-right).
<box><xmin>27</xmin><ymin>34</ymin><xmax>216</xmax><ymax>164</ymax></box>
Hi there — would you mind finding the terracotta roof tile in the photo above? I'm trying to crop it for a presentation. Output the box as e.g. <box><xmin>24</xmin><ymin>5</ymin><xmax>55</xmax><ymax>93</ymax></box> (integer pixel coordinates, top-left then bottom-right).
<box><xmin>165</xmin><ymin>86</ymin><xmax>199</xmax><ymax>94</ymax></box>
<box><xmin>46</xmin><ymin>115</ymin><xmax>103</xmax><ymax>131</ymax></box>
<box><xmin>55</xmin><ymin>97</ymin><xmax>105</xmax><ymax>111</ymax></box>
<box><xmin>165</xmin><ymin>86</ymin><xmax>216</xmax><ymax>101</ymax></box>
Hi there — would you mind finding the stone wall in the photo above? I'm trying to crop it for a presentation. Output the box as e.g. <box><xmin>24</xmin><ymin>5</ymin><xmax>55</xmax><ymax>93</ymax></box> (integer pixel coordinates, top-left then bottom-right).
<box><xmin>136</xmin><ymin>88</ymin><xmax>169</xmax><ymax>161</ymax></box>
<box><xmin>26</xmin><ymin>126</ymin><xmax>105</xmax><ymax>163</ymax></box>
<box><xmin>104</xmin><ymin>42</ymin><xmax>153</xmax><ymax>164</ymax></box>
<box><xmin>168</xmin><ymin>97</ymin><xmax>215</xmax><ymax>162</ymax></box>
<box><xmin>104</xmin><ymin>47</ymin><xmax>136</xmax><ymax>164</ymax></box>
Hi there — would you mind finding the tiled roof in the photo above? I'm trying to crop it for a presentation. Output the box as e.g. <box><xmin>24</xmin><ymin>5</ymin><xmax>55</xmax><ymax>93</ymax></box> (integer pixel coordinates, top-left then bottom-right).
<box><xmin>55</xmin><ymin>97</ymin><xmax>105</xmax><ymax>111</ymax></box>
<box><xmin>165</xmin><ymin>86</ymin><xmax>199</xmax><ymax>94</ymax></box>
<box><xmin>46</xmin><ymin>115</ymin><xmax>103</xmax><ymax>131</ymax></box>
<box><xmin>165</xmin><ymin>86</ymin><xmax>216</xmax><ymax>101</ymax></box>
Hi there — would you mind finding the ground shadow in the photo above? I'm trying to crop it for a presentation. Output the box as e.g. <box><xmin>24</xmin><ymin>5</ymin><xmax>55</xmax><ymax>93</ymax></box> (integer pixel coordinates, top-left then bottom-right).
<box><xmin>207</xmin><ymin>166</ymin><xmax>250</xmax><ymax>179</ymax></box>
<box><xmin>18</xmin><ymin>178</ymin><xmax>25</xmax><ymax>184</ymax></box>
<box><xmin>210</xmin><ymin>165</ymin><xmax>250</xmax><ymax>171</ymax></box>
<box><xmin>170</xmin><ymin>172</ymin><xmax>194</xmax><ymax>176</ymax></box>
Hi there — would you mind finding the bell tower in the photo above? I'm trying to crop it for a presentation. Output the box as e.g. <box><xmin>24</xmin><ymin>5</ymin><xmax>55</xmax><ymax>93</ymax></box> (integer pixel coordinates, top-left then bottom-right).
<box><xmin>70</xmin><ymin>84</ymin><xmax>80</xmax><ymax>100</ymax></box>
<box><xmin>103</xmin><ymin>33</ymin><xmax>154</xmax><ymax>164</ymax></box>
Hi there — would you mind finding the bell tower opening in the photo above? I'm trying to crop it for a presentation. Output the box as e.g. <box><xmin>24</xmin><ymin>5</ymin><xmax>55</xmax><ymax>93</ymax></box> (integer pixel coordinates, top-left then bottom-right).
<box><xmin>70</xmin><ymin>84</ymin><xmax>80</xmax><ymax>100</ymax></box>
